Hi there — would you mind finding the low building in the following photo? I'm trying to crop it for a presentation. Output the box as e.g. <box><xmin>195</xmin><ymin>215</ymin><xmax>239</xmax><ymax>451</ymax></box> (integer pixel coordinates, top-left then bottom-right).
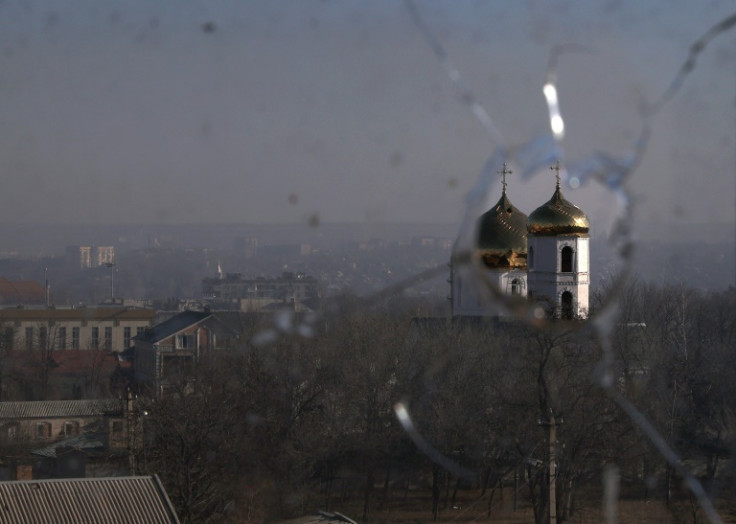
<box><xmin>134</xmin><ymin>310</ymin><xmax>275</xmax><ymax>396</ymax></box>
<box><xmin>0</xmin><ymin>475</ymin><xmax>179</xmax><ymax>523</ymax></box>
<box><xmin>0</xmin><ymin>307</ymin><xmax>155</xmax><ymax>352</ymax></box>
<box><xmin>202</xmin><ymin>271</ymin><xmax>321</xmax><ymax>311</ymax></box>
<box><xmin>134</xmin><ymin>311</ymin><xmax>243</xmax><ymax>396</ymax></box>
<box><xmin>259</xmin><ymin>243</ymin><xmax>311</xmax><ymax>257</ymax></box>
<box><xmin>0</xmin><ymin>399</ymin><xmax>128</xmax><ymax>449</ymax></box>
<box><xmin>0</xmin><ymin>397</ymin><xmax>137</xmax><ymax>480</ymax></box>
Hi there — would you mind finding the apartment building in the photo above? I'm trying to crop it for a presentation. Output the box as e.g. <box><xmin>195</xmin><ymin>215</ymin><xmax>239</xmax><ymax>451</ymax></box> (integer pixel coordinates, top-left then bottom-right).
<box><xmin>65</xmin><ymin>246</ymin><xmax>115</xmax><ymax>269</ymax></box>
<box><xmin>0</xmin><ymin>307</ymin><xmax>155</xmax><ymax>352</ymax></box>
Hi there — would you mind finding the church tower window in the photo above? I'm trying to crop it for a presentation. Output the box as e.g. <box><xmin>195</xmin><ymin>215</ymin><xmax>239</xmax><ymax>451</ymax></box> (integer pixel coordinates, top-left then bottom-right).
<box><xmin>561</xmin><ymin>291</ymin><xmax>573</xmax><ymax>319</ymax></box>
<box><xmin>561</xmin><ymin>246</ymin><xmax>573</xmax><ymax>273</ymax></box>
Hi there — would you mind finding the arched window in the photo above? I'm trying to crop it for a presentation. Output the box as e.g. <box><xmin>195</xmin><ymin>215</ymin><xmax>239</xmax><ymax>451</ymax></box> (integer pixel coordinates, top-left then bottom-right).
<box><xmin>561</xmin><ymin>291</ymin><xmax>573</xmax><ymax>320</ymax></box>
<box><xmin>528</xmin><ymin>246</ymin><xmax>534</xmax><ymax>268</ymax></box>
<box><xmin>511</xmin><ymin>278</ymin><xmax>521</xmax><ymax>295</ymax></box>
<box><xmin>561</xmin><ymin>246</ymin><xmax>573</xmax><ymax>273</ymax></box>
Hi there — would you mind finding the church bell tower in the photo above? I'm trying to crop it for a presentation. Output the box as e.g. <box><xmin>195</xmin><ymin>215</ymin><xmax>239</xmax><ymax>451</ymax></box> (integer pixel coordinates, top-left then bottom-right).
<box><xmin>526</xmin><ymin>162</ymin><xmax>590</xmax><ymax>319</ymax></box>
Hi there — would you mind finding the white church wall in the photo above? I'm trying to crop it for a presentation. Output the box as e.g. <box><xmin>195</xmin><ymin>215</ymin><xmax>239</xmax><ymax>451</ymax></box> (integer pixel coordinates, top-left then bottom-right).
<box><xmin>577</xmin><ymin>237</ymin><xmax>589</xmax><ymax>273</ymax></box>
<box><xmin>528</xmin><ymin>237</ymin><xmax>559</xmax><ymax>273</ymax></box>
<box><xmin>452</xmin><ymin>264</ymin><xmax>527</xmax><ymax>316</ymax></box>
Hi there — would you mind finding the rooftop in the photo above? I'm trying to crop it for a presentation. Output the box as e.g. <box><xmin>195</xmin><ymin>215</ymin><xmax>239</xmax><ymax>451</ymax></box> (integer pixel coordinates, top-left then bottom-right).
<box><xmin>136</xmin><ymin>310</ymin><xmax>212</xmax><ymax>343</ymax></box>
<box><xmin>0</xmin><ymin>307</ymin><xmax>155</xmax><ymax>322</ymax></box>
<box><xmin>0</xmin><ymin>399</ymin><xmax>123</xmax><ymax>419</ymax></box>
<box><xmin>0</xmin><ymin>475</ymin><xmax>179</xmax><ymax>523</ymax></box>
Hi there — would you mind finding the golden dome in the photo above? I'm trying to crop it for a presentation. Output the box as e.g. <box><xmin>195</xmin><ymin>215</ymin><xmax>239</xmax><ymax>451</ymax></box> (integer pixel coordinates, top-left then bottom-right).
<box><xmin>476</xmin><ymin>191</ymin><xmax>528</xmax><ymax>269</ymax></box>
<box><xmin>527</xmin><ymin>186</ymin><xmax>589</xmax><ymax>236</ymax></box>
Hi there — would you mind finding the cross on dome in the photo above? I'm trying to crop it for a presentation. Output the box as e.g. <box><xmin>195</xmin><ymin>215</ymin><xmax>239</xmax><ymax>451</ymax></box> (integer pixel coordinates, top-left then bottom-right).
<box><xmin>550</xmin><ymin>160</ymin><xmax>561</xmax><ymax>189</ymax></box>
<box><xmin>498</xmin><ymin>162</ymin><xmax>513</xmax><ymax>194</ymax></box>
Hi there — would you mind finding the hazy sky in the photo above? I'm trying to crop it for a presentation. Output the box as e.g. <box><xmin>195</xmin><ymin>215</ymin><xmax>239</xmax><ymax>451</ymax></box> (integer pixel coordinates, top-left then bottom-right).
<box><xmin>0</xmin><ymin>1</ymin><xmax>733</xmax><ymax>240</ymax></box>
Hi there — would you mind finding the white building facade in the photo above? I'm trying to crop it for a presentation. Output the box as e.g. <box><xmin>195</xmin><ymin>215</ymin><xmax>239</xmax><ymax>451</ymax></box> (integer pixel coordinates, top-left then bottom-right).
<box><xmin>526</xmin><ymin>192</ymin><xmax>590</xmax><ymax>319</ymax></box>
<box><xmin>0</xmin><ymin>307</ymin><xmax>155</xmax><ymax>352</ymax></box>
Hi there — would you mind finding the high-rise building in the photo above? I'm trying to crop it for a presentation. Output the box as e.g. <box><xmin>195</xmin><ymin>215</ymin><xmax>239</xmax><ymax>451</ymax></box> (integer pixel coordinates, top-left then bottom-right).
<box><xmin>66</xmin><ymin>246</ymin><xmax>115</xmax><ymax>269</ymax></box>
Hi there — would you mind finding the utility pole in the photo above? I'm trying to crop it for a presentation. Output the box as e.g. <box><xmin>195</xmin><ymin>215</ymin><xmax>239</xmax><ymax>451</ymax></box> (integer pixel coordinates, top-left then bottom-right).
<box><xmin>539</xmin><ymin>410</ymin><xmax>562</xmax><ymax>524</ymax></box>
<box><xmin>126</xmin><ymin>387</ymin><xmax>137</xmax><ymax>473</ymax></box>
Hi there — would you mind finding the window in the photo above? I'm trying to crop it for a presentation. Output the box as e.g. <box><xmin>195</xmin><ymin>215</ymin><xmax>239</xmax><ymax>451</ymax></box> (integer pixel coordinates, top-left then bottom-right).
<box><xmin>25</xmin><ymin>327</ymin><xmax>33</xmax><ymax>350</ymax></box>
<box><xmin>39</xmin><ymin>327</ymin><xmax>48</xmax><ymax>349</ymax></box>
<box><xmin>511</xmin><ymin>278</ymin><xmax>521</xmax><ymax>296</ymax></box>
<box><xmin>561</xmin><ymin>291</ymin><xmax>573</xmax><ymax>320</ymax></box>
<box><xmin>3</xmin><ymin>327</ymin><xmax>13</xmax><ymax>351</ymax></box>
<box><xmin>176</xmin><ymin>334</ymin><xmax>195</xmax><ymax>349</ymax></box>
<box><xmin>163</xmin><ymin>354</ymin><xmax>195</xmax><ymax>380</ymax></box>
<box><xmin>72</xmin><ymin>327</ymin><xmax>80</xmax><ymax>349</ymax></box>
<box><xmin>136</xmin><ymin>326</ymin><xmax>146</xmax><ymax>337</ymax></box>
<box><xmin>64</xmin><ymin>421</ymin><xmax>79</xmax><ymax>436</ymax></box>
<box><xmin>124</xmin><ymin>327</ymin><xmax>131</xmax><ymax>348</ymax></box>
<box><xmin>58</xmin><ymin>326</ymin><xmax>66</xmax><ymax>350</ymax></box>
<box><xmin>104</xmin><ymin>327</ymin><xmax>113</xmax><ymax>350</ymax></box>
<box><xmin>528</xmin><ymin>246</ymin><xmax>534</xmax><ymax>269</ymax></box>
<box><xmin>561</xmin><ymin>246</ymin><xmax>573</xmax><ymax>273</ymax></box>
<box><xmin>36</xmin><ymin>422</ymin><xmax>51</xmax><ymax>440</ymax></box>
<box><xmin>91</xmin><ymin>327</ymin><xmax>99</xmax><ymax>349</ymax></box>
<box><xmin>6</xmin><ymin>424</ymin><xmax>18</xmax><ymax>441</ymax></box>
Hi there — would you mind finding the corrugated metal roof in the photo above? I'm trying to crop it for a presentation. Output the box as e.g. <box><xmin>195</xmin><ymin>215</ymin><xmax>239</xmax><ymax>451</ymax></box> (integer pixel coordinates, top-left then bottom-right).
<box><xmin>0</xmin><ymin>399</ymin><xmax>123</xmax><ymax>419</ymax></box>
<box><xmin>0</xmin><ymin>475</ymin><xmax>180</xmax><ymax>523</ymax></box>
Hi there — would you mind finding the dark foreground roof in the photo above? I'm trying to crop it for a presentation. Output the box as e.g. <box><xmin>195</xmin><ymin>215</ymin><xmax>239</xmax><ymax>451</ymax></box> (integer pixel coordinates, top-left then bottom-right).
<box><xmin>0</xmin><ymin>475</ymin><xmax>179</xmax><ymax>523</ymax></box>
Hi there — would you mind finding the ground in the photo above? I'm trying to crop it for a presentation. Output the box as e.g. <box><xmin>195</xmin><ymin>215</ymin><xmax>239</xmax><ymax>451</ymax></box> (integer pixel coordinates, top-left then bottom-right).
<box><xmin>279</xmin><ymin>485</ymin><xmax>736</xmax><ymax>523</ymax></box>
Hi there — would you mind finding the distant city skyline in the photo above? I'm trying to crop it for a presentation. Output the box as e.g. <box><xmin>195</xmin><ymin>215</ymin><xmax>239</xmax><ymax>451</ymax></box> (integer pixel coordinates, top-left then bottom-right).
<box><xmin>0</xmin><ymin>1</ymin><xmax>733</xmax><ymax>247</ymax></box>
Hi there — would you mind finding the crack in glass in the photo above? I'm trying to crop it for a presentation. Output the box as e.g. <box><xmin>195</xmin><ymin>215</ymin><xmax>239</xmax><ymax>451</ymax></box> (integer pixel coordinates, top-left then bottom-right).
<box><xmin>244</xmin><ymin>4</ymin><xmax>735</xmax><ymax>521</ymax></box>
<box><xmin>390</xmin><ymin>3</ymin><xmax>736</xmax><ymax>522</ymax></box>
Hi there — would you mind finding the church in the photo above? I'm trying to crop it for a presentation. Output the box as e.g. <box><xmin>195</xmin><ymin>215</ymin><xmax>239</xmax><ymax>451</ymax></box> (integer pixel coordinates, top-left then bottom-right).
<box><xmin>451</xmin><ymin>162</ymin><xmax>590</xmax><ymax>320</ymax></box>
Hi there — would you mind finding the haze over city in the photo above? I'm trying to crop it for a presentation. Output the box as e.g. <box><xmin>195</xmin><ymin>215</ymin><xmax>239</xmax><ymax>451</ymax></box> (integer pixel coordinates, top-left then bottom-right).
<box><xmin>0</xmin><ymin>3</ymin><xmax>734</xmax><ymax>521</ymax></box>
<box><xmin>0</xmin><ymin>0</ymin><xmax>732</xmax><ymax>248</ymax></box>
